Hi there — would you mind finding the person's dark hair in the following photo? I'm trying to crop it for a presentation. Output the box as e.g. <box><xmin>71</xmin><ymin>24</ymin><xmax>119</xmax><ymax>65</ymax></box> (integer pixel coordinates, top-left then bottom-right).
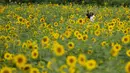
<box><xmin>86</xmin><ymin>10</ymin><xmax>94</xmax><ymax>19</ymax></box>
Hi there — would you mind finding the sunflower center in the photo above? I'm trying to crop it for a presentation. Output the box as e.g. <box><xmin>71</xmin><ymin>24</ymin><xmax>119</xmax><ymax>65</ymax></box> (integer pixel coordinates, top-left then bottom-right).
<box><xmin>3</xmin><ymin>70</ymin><xmax>9</xmax><ymax>73</ymax></box>
<box><xmin>115</xmin><ymin>46</ymin><xmax>119</xmax><ymax>49</ymax></box>
<box><xmin>129</xmin><ymin>52</ymin><xmax>130</xmax><ymax>55</ymax></box>
<box><xmin>57</xmin><ymin>47</ymin><xmax>61</xmax><ymax>53</ymax></box>
<box><xmin>33</xmin><ymin>70</ymin><xmax>37</xmax><ymax>73</ymax></box>
<box><xmin>80</xmin><ymin>20</ymin><xmax>82</xmax><ymax>22</ymax></box>
<box><xmin>128</xmin><ymin>65</ymin><xmax>130</xmax><ymax>72</ymax></box>
<box><xmin>18</xmin><ymin>58</ymin><xmax>23</xmax><ymax>63</ymax></box>
<box><xmin>83</xmin><ymin>36</ymin><xmax>86</xmax><ymax>40</ymax></box>
<box><xmin>29</xmin><ymin>45</ymin><xmax>33</xmax><ymax>49</ymax></box>
<box><xmin>6</xmin><ymin>55</ymin><xmax>9</xmax><ymax>58</ymax></box>
<box><xmin>89</xmin><ymin>63</ymin><xmax>93</xmax><ymax>66</ymax></box>
<box><xmin>124</xmin><ymin>38</ymin><xmax>128</xmax><ymax>41</ymax></box>
<box><xmin>80</xmin><ymin>57</ymin><xmax>84</xmax><ymax>61</ymax></box>
<box><xmin>69</xmin><ymin>44</ymin><xmax>72</xmax><ymax>47</ymax></box>
<box><xmin>43</xmin><ymin>38</ymin><xmax>47</xmax><ymax>42</ymax></box>
<box><xmin>33</xmin><ymin>52</ymin><xmax>37</xmax><ymax>56</ymax></box>
<box><xmin>24</xmin><ymin>66</ymin><xmax>30</xmax><ymax>70</ymax></box>
<box><xmin>69</xmin><ymin>58</ymin><xmax>74</xmax><ymax>63</ymax></box>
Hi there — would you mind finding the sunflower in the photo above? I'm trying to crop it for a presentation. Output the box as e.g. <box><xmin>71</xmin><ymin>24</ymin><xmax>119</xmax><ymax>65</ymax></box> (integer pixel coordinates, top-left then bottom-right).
<box><xmin>5</xmin><ymin>24</ymin><xmax>10</xmax><ymax>30</ymax></box>
<box><xmin>125</xmin><ymin>62</ymin><xmax>130</xmax><ymax>73</ymax></box>
<box><xmin>53</xmin><ymin>32</ymin><xmax>59</xmax><ymax>39</ymax></box>
<box><xmin>112</xmin><ymin>43</ymin><xmax>122</xmax><ymax>52</ymax></box>
<box><xmin>54</xmin><ymin>22</ymin><xmax>58</xmax><ymax>27</ymax></box>
<box><xmin>123</xmin><ymin>29</ymin><xmax>129</xmax><ymax>34</ymax></box>
<box><xmin>31</xmin><ymin>49</ymin><xmax>39</xmax><ymax>59</ymax></box>
<box><xmin>74</xmin><ymin>30</ymin><xmax>80</xmax><ymax>37</ymax></box>
<box><xmin>40</xmin><ymin>17</ymin><xmax>45</xmax><ymax>22</ymax></box>
<box><xmin>4</xmin><ymin>43</ymin><xmax>8</xmax><ymax>49</ymax></box>
<box><xmin>94</xmin><ymin>24</ymin><xmax>100</xmax><ymax>30</ymax></box>
<box><xmin>68</xmin><ymin>42</ymin><xmax>74</xmax><ymax>50</ymax></box>
<box><xmin>41</xmin><ymin>36</ymin><xmax>49</xmax><ymax>45</ymax></box>
<box><xmin>66</xmin><ymin>56</ymin><xmax>77</xmax><ymax>67</ymax></box>
<box><xmin>29</xmin><ymin>14</ymin><xmax>34</xmax><ymax>19</ymax></box>
<box><xmin>69</xmin><ymin>19</ymin><xmax>75</xmax><ymax>24</ymax></box>
<box><xmin>111</xmin><ymin>42</ymin><xmax>115</xmax><ymax>47</ymax></box>
<box><xmin>22</xmin><ymin>42</ymin><xmax>27</xmax><ymax>48</ymax></box>
<box><xmin>94</xmin><ymin>29</ymin><xmax>101</xmax><ymax>36</ymax></box>
<box><xmin>53</xmin><ymin>44</ymin><xmax>65</xmax><ymax>56</ymax></box>
<box><xmin>77</xmin><ymin>33</ymin><xmax>83</xmax><ymax>40</ymax></box>
<box><xmin>87</xmin><ymin>50</ymin><xmax>93</xmax><ymax>54</ymax></box>
<box><xmin>0</xmin><ymin>67</ymin><xmax>12</xmax><ymax>73</ymax></box>
<box><xmin>6</xmin><ymin>36</ymin><xmax>11</xmax><ymax>42</ymax></box>
<box><xmin>64</xmin><ymin>30</ymin><xmax>72</xmax><ymax>38</ymax></box>
<box><xmin>17</xmin><ymin>17</ymin><xmax>23</xmax><ymax>23</ymax></box>
<box><xmin>14</xmin><ymin>54</ymin><xmax>27</xmax><ymax>68</ymax></box>
<box><xmin>4</xmin><ymin>52</ymin><xmax>13</xmax><ymax>60</ymax></box>
<box><xmin>108</xmin><ymin>26</ymin><xmax>114</xmax><ymax>31</ymax></box>
<box><xmin>30</xmin><ymin>68</ymin><xmax>40</xmax><ymax>73</ymax></box>
<box><xmin>110</xmin><ymin>49</ymin><xmax>119</xmax><ymax>57</ymax></box>
<box><xmin>41</xmin><ymin>23</ymin><xmax>47</xmax><ymax>27</ymax></box>
<box><xmin>78</xmin><ymin>54</ymin><xmax>86</xmax><ymax>66</ymax></box>
<box><xmin>122</xmin><ymin>35</ymin><xmax>130</xmax><ymax>44</ymax></box>
<box><xmin>82</xmin><ymin>34</ymin><xmax>88</xmax><ymax>41</ymax></box>
<box><xmin>101</xmin><ymin>41</ymin><xmax>107</xmax><ymax>47</ymax></box>
<box><xmin>92</xmin><ymin>38</ymin><xmax>96</xmax><ymax>43</ymax></box>
<box><xmin>22</xmin><ymin>64</ymin><xmax>32</xmax><ymax>71</ymax></box>
<box><xmin>126</xmin><ymin>49</ymin><xmax>130</xmax><ymax>57</ymax></box>
<box><xmin>77</xmin><ymin>18</ymin><xmax>84</xmax><ymax>25</ymax></box>
<box><xmin>69</xmin><ymin>66</ymin><xmax>75</xmax><ymax>73</ymax></box>
<box><xmin>59</xmin><ymin>64</ymin><xmax>68</xmax><ymax>72</ymax></box>
<box><xmin>47</xmin><ymin>61</ymin><xmax>52</xmax><ymax>70</ymax></box>
<box><xmin>86</xmin><ymin>59</ymin><xmax>97</xmax><ymax>71</ymax></box>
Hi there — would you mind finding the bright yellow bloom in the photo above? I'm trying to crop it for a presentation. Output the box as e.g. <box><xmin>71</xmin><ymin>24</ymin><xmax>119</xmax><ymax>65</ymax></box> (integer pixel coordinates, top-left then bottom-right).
<box><xmin>122</xmin><ymin>35</ymin><xmax>130</xmax><ymax>44</ymax></box>
<box><xmin>86</xmin><ymin>59</ymin><xmax>97</xmax><ymax>71</ymax></box>
<box><xmin>101</xmin><ymin>41</ymin><xmax>107</xmax><ymax>47</ymax></box>
<box><xmin>68</xmin><ymin>42</ymin><xmax>75</xmax><ymax>50</ymax></box>
<box><xmin>112</xmin><ymin>43</ymin><xmax>122</xmax><ymax>52</ymax></box>
<box><xmin>41</xmin><ymin>36</ymin><xmax>49</xmax><ymax>45</ymax></box>
<box><xmin>125</xmin><ymin>62</ymin><xmax>130</xmax><ymax>73</ymax></box>
<box><xmin>30</xmin><ymin>68</ymin><xmax>40</xmax><ymax>73</ymax></box>
<box><xmin>82</xmin><ymin>34</ymin><xmax>88</xmax><ymax>41</ymax></box>
<box><xmin>110</xmin><ymin>49</ymin><xmax>119</xmax><ymax>57</ymax></box>
<box><xmin>53</xmin><ymin>32</ymin><xmax>59</xmax><ymax>39</ymax></box>
<box><xmin>0</xmin><ymin>67</ymin><xmax>12</xmax><ymax>73</ymax></box>
<box><xmin>47</xmin><ymin>61</ymin><xmax>52</xmax><ymax>70</ymax></box>
<box><xmin>66</xmin><ymin>56</ymin><xmax>77</xmax><ymax>67</ymax></box>
<box><xmin>22</xmin><ymin>64</ymin><xmax>32</xmax><ymax>71</ymax></box>
<box><xmin>4</xmin><ymin>52</ymin><xmax>13</xmax><ymax>60</ymax></box>
<box><xmin>126</xmin><ymin>49</ymin><xmax>130</xmax><ymax>57</ymax></box>
<box><xmin>77</xmin><ymin>18</ymin><xmax>84</xmax><ymax>25</ymax></box>
<box><xmin>94</xmin><ymin>29</ymin><xmax>101</xmax><ymax>36</ymax></box>
<box><xmin>31</xmin><ymin>49</ymin><xmax>39</xmax><ymax>59</ymax></box>
<box><xmin>53</xmin><ymin>43</ymin><xmax>65</xmax><ymax>56</ymax></box>
<box><xmin>14</xmin><ymin>54</ymin><xmax>27</xmax><ymax>68</ymax></box>
<box><xmin>78</xmin><ymin>54</ymin><xmax>86</xmax><ymax>66</ymax></box>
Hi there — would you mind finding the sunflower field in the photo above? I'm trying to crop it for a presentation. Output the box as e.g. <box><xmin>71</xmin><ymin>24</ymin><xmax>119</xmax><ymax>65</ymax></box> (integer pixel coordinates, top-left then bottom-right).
<box><xmin>0</xmin><ymin>3</ymin><xmax>130</xmax><ymax>73</ymax></box>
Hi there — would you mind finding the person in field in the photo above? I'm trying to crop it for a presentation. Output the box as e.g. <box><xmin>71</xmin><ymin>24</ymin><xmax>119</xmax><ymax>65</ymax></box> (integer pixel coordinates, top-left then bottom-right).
<box><xmin>86</xmin><ymin>10</ymin><xmax>95</xmax><ymax>22</ymax></box>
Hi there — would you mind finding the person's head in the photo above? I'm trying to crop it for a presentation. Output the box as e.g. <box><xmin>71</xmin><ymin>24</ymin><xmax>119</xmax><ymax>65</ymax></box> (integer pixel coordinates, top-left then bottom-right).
<box><xmin>86</xmin><ymin>11</ymin><xmax>94</xmax><ymax>19</ymax></box>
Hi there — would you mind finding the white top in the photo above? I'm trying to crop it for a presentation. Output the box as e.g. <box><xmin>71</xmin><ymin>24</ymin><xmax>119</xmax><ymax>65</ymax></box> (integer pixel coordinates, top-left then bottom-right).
<box><xmin>90</xmin><ymin>15</ymin><xmax>95</xmax><ymax>22</ymax></box>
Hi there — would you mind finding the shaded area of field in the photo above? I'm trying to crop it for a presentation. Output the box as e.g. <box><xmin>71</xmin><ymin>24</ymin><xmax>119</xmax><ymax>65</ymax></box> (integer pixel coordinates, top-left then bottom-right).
<box><xmin>0</xmin><ymin>0</ymin><xmax>130</xmax><ymax>6</ymax></box>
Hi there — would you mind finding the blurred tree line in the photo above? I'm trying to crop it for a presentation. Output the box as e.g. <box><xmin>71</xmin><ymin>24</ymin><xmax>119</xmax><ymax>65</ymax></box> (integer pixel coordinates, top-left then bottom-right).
<box><xmin>0</xmin><ymin>0</ymin><xmax>130</xmax><ymax>6</ymax></box>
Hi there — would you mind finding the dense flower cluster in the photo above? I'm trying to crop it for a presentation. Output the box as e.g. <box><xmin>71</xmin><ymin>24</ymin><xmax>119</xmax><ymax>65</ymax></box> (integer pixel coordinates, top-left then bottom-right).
<box><xmin>0</xmin><ymin>3</ymin><xmax>130</xmax><ymax>73</ymax></box>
